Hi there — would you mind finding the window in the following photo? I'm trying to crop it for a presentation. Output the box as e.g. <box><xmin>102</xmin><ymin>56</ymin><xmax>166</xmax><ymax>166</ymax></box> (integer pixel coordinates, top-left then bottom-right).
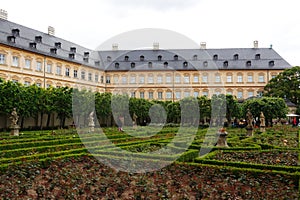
<box><xmin>223</xmin><ymin>61</ymin><xmax>228</xmax><ymax>67</ymax></box>
<box><xmin>248</xmin><ymin>91</ymin><xmax>254</xmax><ymax>98</ymax></box>
<box><xmin>184</xmin><ymin>75</ymin><xmax>189</xmax><ymax>83</ymax></box>
<box><xmin>29</xmin><ymin>42</ymin><xmax>36</xmax><ymax>49</ymax></box>
<box><xmin>202</xmin><ymin>91</ymin><xmax>208</xmax><ymax>97</ymax></box>
<box><xmin>95</xmin><ymin>74</ymin><xmax>99</xmax><ymax>82</ymax></box>
<box><xmin>140</xmin><ymin>92</ymin><xmax>144</xmax><ymax>99</ymax></box>
<box><xmin>246</xmin><ymin>61</ymin><xmax>251</xmax><ymax>67</ymax></box>
<box><xmin>25</xmin><ymin>59</ymin><xmax>31</xmax><ymax>69</ymax></box>
<box><xmin>46</xmin><ymin>64</ymin><xmax>52</xmax><ymax>73</ymax></box>
<box><xmin>74</xmin><ymin>70</ymin><xmax>78</xmax><ymax>78</ymax></box>
<box><xmin>106</xmin><ymin>76</ymin><xmax>110</xmax><ymax>83</ymax></box>
<box><xmin>226</xmin><ymin>91</ymin><xmax>232</xmax><ymax>95</ymax></box>
<box><xmin>148</xmin><ymin>75</ymin><xmax>154</xmax><ymax>84</ymax></box>
<box><xmin>269</xmin><ymin>61</ymin><xmax>275</xmax><ymax>67</ymax></box>
<box><xmin>95</xmin><ymin>61</ymin><xmax>100</xmax><ymax>66</ymax></box>
<box><xmin>203</xmin><ymin>61</ymin><xmax>208</xmax><ymax>67</ymax></box>
<box><xmin>7</xmin><ymin>36</ymin><xmax>16</xmax><ymax>43</ymax></box>
<box><xmin>213</xmin><ymin>54</ymin><xmax>218</xmax><ymax>60</ymax></box>
<box><xmin>247</xmin><ymin>75</ymin><xmax>253</xmax><ymax>82</ymax></box>
<box><xmin>55</xmin><ymin>42</ymin><xmax>61</xmax><ymax>49</ymax></box>
<box><xmin>124</xmin><ymin>56</ymin><xmax>129</xmax><ymax>61</ymax></box>
<box><xmin>164</xmin><ymin>62</ymin><xmax>168</xmax><ymax>68</ymax></box>
<box><xmin>183</xmin><ymin>61</ymin><xmax>188</xmax><ymax>68</ymax></box>
<box><xmin>101</xmin><ymin>76</ymin><xmax>104</xmax><ymax>83</ymax></box>
<box><xmin>184</xmin><ymin>91</ymin><xmax>190</xmax><ymax>97</ymax></box>
<box><xmin>36</xmin><ymin>61</ymin><xmax>42</xmax><ymax>71</ymax></box>
<box><xmin>193</xmin><ymin>75</ymin><xmax>199</xmax><ymax>83</ymax></box>
<box><xmin>175</xmin><ymin>75</ymin><xmax>181</xmax><ymax>83</ymax></box>
<box><xmin>175</xmin><ymin>91</ymin><xmax>181</xmax><ymax>99</ymax></box>
<box><xmin>237</xmin><ymin>91</ymin><xmax>243</xmax><ymax>99</ymax></box>
<box><xmin>12</xmin><ymin>56</ymin><xmax>19</xmax><ymax>67</ymax></box>
<box><xmin>131</xmin><ymin>92</ymin><xmax>136</xmax><ymax>98</ymax></box>
<box><xmin>174</xmin><ymin>55</ymin><xmax>178</xmax><ymax>60</ymax></box>
<box><xmin>166</xmin><ymin>75</ymin><xmax>172</xmax><ymax>83</ymax></box>
<box><xmin>158</xmin><ymin>92</ymin><xmax>163</xmax><ymax>99</ymax></box>
<box><xmin>193</xmin><ymin>91</ymin><xmax>199</xmax><ymax>97</ymax></box>
<box><xmin>107</xmin><ymin>56</ymin><xmax>111</xmax><ymax>62</ymax></box>
<box><xmin>233</xmin><ymin>54</ymin><xmax>239</xmax><ymax>60</ymax></box>
<box><xmin>24</xmin><ymin>81</ymin><xmax>30</xmax><ymax>86</ymax></box>
<box><xmin>271</xmin><ymin>75</ymin><xmax>276</xmax><ymax>79</ymax></box>
<box><xmin>140</xmin><ymin>55</ymin><xmax>144</xmax><ymax>61</ymax></box>
<box><xmin>113</xmin><ymin>76</ymin><xmax>119</xmax><ymax>84</ymax></box>
<box><xmin>70</xmin><ymin>47</ymin><xmax>76</xmax><ymax>53</ymax></box>
<box><xmin>193</xmin><ymin>55</ymin><xmax>197</xmax><ymax>61</ymax></box>
<box><xmin>122</xmin><ymin>76</ymin><xmax>127</xmax><ymax>84</ymax></box>
<box><xmin>131</xmin><ymin>62</ymin><xmax>135</xmax><ymax>68</ymax></box>
<box><xmin>237</xmin><ymin>75</ymin><xmax>243</xmax><ymax>83</ymax></box>
<box><xmin>130</xmin><ymin>76</ymin><xmax>136</xmax><ymax>84</ymax></box>
<box><xmin>56</xmin><ymin>65</ymin><xmax>61</xmax><ymax>75</ymax></box>
<box><xmin>50</xmin><ymin>48</ymin><xmax>57</xmax><ymax>54</ymax></box>
<box><xmin>149</xmin><ymin>92</ymin><xmax>154</xmax><ymax>99</ymax></box>
<box><xmin>88</xmin><ymin>73</ymin><xmax>92</xmax><ymax>81</ymax></box>
<box><xmin>158</xmin><ymin>55</ymin><xmax>162</xmax><ymax>61</ymax></box>
<box><xmin>157</xmin><ymin>75</ymin><xmax>163</xmax><ymax>83</ymax></box>
<box><xmin>215</xmin><ymin>74</ymin><xmax>221</xmax><ymax>83</ymax></box>
<box><xmin>202</xmin><ymin>75</ymin><xmax>208</xmax><ymax>83</ymax></box>
<box><xmin>227</xmin><ymin>75</ymin><xmax>232</xmax><ymax>82</ymax></box>
<box><xmin>69</xmin><ymin>53</ymin><xmax>75</xmax><ymax>59</ymax></box>
<box><xmin>255</xmin><ymin>54</ymin><xmax>260</xmax><ymax>60</ymax></box>
<box><xmin>139</xmin><ymin>76</ymin><xmax>145</xmax><ymax>83</ymax></box>
<box><xmin>0</xmin><ymin>54</ymin><xmax>5</xmax><ymax>64</ymax></box>
<box><xmin>81</xmin><ymin>71</ymin><xmax>86</xmax><ymax>80</ymax></box>
<box><xmin>37</xmin><ymin>83</ymin><xmax>42</xmax><ymax>87</ymax></box>
<box><xmin>115</xmin><ymin>63</ymin><xmax>119</xmax><ymax>68</ymax></box>
<box><xmin>258</xmin><ymin>75</ymin><xmax>264</xmax><ymax>83</ymax></box>
<box><xmin>148</xmin><ymin>62</ymin><xmax>152</xmax><ymax>68</ymax></box>
<box><xmin>35</xmin><ymin>36</ymin><xmax>42</xmax><ymax>43</ymax></box>
<box><xmin>166</xmin><ymin>91</ymin><xmax>172</xmax><ymax>99</ymax></box>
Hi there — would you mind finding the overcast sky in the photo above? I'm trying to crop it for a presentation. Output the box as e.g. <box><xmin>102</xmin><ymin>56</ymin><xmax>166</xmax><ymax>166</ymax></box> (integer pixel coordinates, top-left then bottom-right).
<box><xmin>1</xmin><ymin>0</ymin><xmax>300</xmax><ymax>66</ymax></box>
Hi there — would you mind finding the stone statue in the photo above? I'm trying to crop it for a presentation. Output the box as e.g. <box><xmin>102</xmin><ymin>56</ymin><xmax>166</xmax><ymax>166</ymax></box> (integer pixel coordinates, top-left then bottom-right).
<box><xmin>216</xmin><ymin>128</ymin><xmax>229</xmax><ymax>147</ymax></box>
<box><xmin>9</xmin><ymin>108</ymin><xmax>20</xmax><ymax>136</ymax></box>
<box><xmin>133</xmin><ymin>113</ymin><xmax>137</xmax><ymax>124</ymax></box>
<box><xmin>10</xmin><ymin>108</ymin><xmax>19</xmax><ymax>126</ymax></box>
<box><xmin>260</xmin><ymin>111</ymin><xmax>266</xmax><ymax>132</ymax></box>
<box><xmin>246</xmin><ymin>109</ymin><xmax>253</xmax><ymax>136</ymax></box>
<box><xmin>88</xmin><ymin>111</ymin><xmax>95</xmax><ymax>132</ymax></box>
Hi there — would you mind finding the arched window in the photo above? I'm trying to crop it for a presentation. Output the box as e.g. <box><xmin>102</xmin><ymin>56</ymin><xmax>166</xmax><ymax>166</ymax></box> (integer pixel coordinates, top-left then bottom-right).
<box><xmin>174</xmin><ymin>55</ymin><xmax>178</xmax><ymax>60</ymax></box>
<box><xmin>183</xmin><ymin>61</ymin><xmax>188</xmax><ymax>68</ymax></box>
<box><xmin>131</xmin><ymin>62</ymin><xmax>135</xmax><ymax>68</ymax></box>
<box><xmin>223</xmin><ymin>61</ymin><xmax>228</xmax><ymax>67</ymax></box>
<box><xmin>233</xmin><ymin>54</ymin><xmax>239</xmax><ymax>60</ymax></box>
<box><xmin>203</xmin><ymin>61</ymin><xmax>208</xmax><ymax>67</ymax></box>
<box><xmin>115</xmin><ymin>62</ymin><xmax>119</xmax><ymax>68</ymax></box>
<box><xmin>140</xmin><ymin>55</ymin><xmax>144</xmax><ymax>61</ymax></box>
<box><xmin>246</xmin><ymin>61</ymin><xmax>251</xmax><ymax>67</ymax></box>
<box><xmin>148</xmin><ymin>62</ymin><xmax>152</xmax><ymax>68</ymax></box>
<box><xmin>193</xmin><ymin>55</ymin><xmax>197</xmax><ymax>60</ymax></box>
<box><xmin>124</xmin><ymin>56</ymin><xmax>129</xmax><ymax>61</ymax></box>
<box><xmin>107</xmin><ymin>56</ymin><xmax>111</xmax><ymax>62</ymax></box>
<box><xmin>213</xmin><ymin>54</ymin><xmax>218</xmax><ymax>60</ymax></box>
<box><xmin>269</xmin><ymin>60</ymin><xmax>274</xmax><ymax>67</ymax></box>
<box><xmin>255</xmin><ymin>54</ymin><xmax>260</xmax><ymax>60</ymax></box>
<box><xmin>164</xmin><ymin>62</ymin><xmax>168</xmax><ymax>67</ymax></box>
<box><xmin>158</xmin><ymin>55</ymin><xmax>162</xmax><ymax>61</ymax></box>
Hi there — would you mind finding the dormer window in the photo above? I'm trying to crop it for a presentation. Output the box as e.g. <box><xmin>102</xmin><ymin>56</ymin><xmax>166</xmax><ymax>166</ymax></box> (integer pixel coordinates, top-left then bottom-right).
<box><xmin>12</xmin><ymin>29</ymin><xmax>20</xmax><ymax>37</ymax></box>
<box><xmin>95</xmin><ymin>61</ymin><xmax>100</xmax><ymax>66</ymax></box>
<box><xmin>255</xmin><ymin>54</ymin><xmax>260</xmax><ymax>60</ymax></box>
<box><xmin>233</xmin><ymin>54</ymin><xmax>239</xmax><ymax>60</ymax></box>
<box><xmin>164</xmin><ymin>62</ymin><xmax>168</xmax><ymax>67</ymax></box>
<box><xmin>269</xmin><ymin>60</ymin><xmax>275</xmax><ymax>67</ymax></box>
<box><xmin>174</xmin><ymin>55</ymin><xmax>178</xmax><ymax>60</ymax></box>
<box><xmin>29</xmin><ymin>42</ymin><xmax>36</xmax><ymax>49</ymax></box>
<box><xmin>107</xmin><ymin>56</ymin><xmax>111</xmax><ymax>62</ymax></box>
<box><xmin>213</xmin><ymin>54</ymin><xmax>218</xmax><ymax>60</ymax></box>
<box><xmin>158</xmin><ymin>55</ymin><xmax>162</xmax><ymax>61</ymax></box>
<box><xmin>69</xmin><ymin>53</ymin><xmax>75</xmax><ymax>59</ymax></box>
<box><xmin>148</xmin><ymin>62</ymin><xmax>152</xmax><ymax>68</ymax></box>
<box><xmin>115</xmin><ymin>62</ymin><xmax>119</xmax><ymax>68</ymax></box>
<box><xmin>131</xmin><ymin>62</ymin><xmax>135</xmax><ymax>68</ymax></box>
<box><xmin>140</xmin><ymin>55</ymin><xmax>145</xmax><ymax>61</ymax></box>
<box><xmin>183</xmin><ymin>61</ymin><xmax>188</xmax><ymax>68</ymax></box>
<box><xmin>70</xmin><ymin>47</ymin><xmax>76</xmax><ymax>53</ymax></box>
<box><xmin>193</xmin><ymin>55</ymin><xmax>197</xmax><ymax>60</ymax></box>
<box><xmin>203</xmin><ymin>61</ymin><xmax>208</xmax><ymax>67</ymax></box>
<box><xmin>124</xmin><ymin>56</ymin><xmax>129</xmax><ymax>61</ymax></box>
<box><xmin>35</xmin><ymin>36</ymin><xmax>42</xmax><ymax>43</ymax></box>
<box><xmin>83</xmin><ymin>57</ymin><xmax>89</xmax><ymax>62</ymax></box>
<box><xmin>50</xmin><ymin>48</ymin><xmax>57</xmax><ymax>54</ymax></box>
<box><xmin>84</xmin><ymin>52</ymin><xmax>90</xmax><ymax>57</ymax></box>
<box><xmin>55</xmin><ymin>42</ymin><xmax>61</xmax><ymax>49</ymax></box>
<box><xmin>223</xmin><ymin>61</ymin><xmax>228</xmax><ymax>67</ymax></box>
<box><xmin>7</xmin><ymin>36</ymin><xmax>15</xmax><ymax>43</ymax></box>
<box><xmin>246</xmin><ymin>61</ymin><xmax>251</xmax><ymax>67</ymax></box>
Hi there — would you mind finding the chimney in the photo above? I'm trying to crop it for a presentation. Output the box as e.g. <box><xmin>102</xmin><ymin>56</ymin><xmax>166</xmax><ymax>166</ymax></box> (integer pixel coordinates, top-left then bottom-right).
<box><xmin>253</xmin><ymin>40</ymin><xmax>258</xmax><ymax>48</ymax></box>
<box><xmin>153</xmin><ymin>42</ymin><xmax>159</xmax><ymax>50</ymax></box>
<box><xmin>200</xmin><ymin>42</ymin><xmax>206</xmax><ymax>49</ymax></box>
<box><xmin>112</xmin><ymin>43</ymin><xmax>118</xmax><ymax>51</ymax></box>
<box><xmin>0</xmin><ymin>9</ymin><xmax>8</xmax><ymax>20</ymax></box>
<box><xmin>48</xmin><ymin>26</ymin><xmax>55</xmax><ymax>36</ymax></box>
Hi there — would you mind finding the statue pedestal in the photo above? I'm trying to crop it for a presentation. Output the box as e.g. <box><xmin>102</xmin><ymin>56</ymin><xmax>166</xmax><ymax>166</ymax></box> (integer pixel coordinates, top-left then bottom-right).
<box><xmin>246</xmin><ymin>127</ymin><xmax>253</xmax><ymax>137</ymax></box>
<box><xmin>260</xmin><ymin>126</ymin><xmax>265</xmax><ymax>132</ymax></box>
<box><xmin>10</xmin><ymin>125</ymin><xmax>20</xmax><ymax>136</ymax></box>
<box><xmin>216</xmin><ymin>132</ymin><xmax>229</xmax><ymax>147</ymax></box>
<box><xmin>88</xmin><ymin>125</ymin><xmax>95</xmax><ymax>133</ymax></box>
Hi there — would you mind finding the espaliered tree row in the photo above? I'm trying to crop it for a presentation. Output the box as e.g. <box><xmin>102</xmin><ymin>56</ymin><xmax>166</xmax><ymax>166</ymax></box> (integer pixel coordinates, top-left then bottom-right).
<box><xmin>0</xmin><ymin>79</ymin><xmax>289</xmax><ymax>129</ymax></box>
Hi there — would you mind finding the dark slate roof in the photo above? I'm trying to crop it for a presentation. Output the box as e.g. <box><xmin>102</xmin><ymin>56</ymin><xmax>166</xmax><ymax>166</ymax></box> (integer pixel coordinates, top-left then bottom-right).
<box><xmin>0</xmin><ymin>19</ymin><xmax>292</xmax><ymax>72</ymax></box>
<box><xmin>0</xmin><ymin>19</ymin><xmax>101</xmax><ymax>69</ymax></box>
<box><xmin>100</xmin><ymin>48</ymin><xmax>292</xmax><ymax>71</ymax></box>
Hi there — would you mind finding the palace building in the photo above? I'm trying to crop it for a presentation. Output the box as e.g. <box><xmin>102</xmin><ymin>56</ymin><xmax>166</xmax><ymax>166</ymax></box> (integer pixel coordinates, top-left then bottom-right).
<box><xmin>0</xmin><ymin>11</ymin><xmax>292</xmax><ymax>101</ymax></box>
